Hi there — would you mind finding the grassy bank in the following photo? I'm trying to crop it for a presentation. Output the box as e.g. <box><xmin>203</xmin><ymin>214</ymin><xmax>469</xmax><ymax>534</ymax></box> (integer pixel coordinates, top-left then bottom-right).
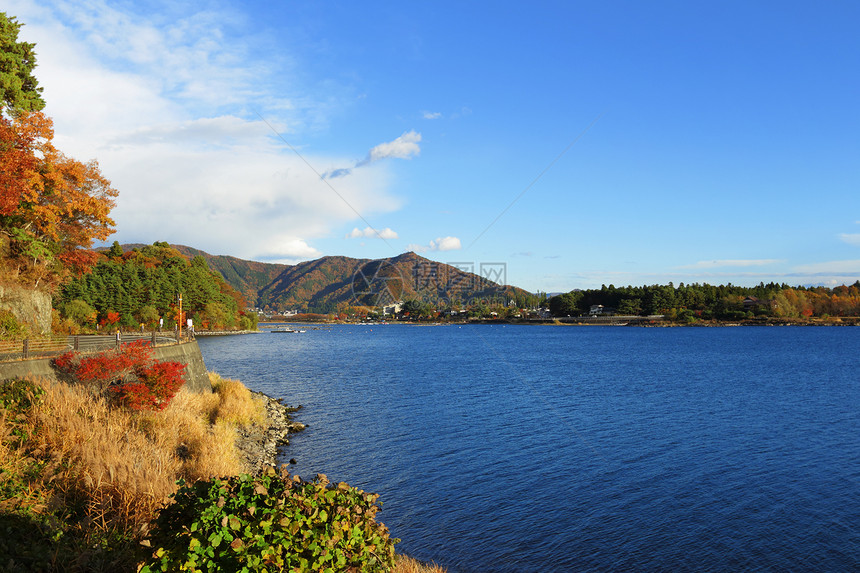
<box><xmin>0</xmin><ymin>374</ymin><xmax>445</xmax><ymax>572</ymax></box>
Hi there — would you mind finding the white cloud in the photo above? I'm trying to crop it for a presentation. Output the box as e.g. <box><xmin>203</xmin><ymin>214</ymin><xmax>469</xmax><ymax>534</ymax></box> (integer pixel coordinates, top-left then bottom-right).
<box><xmin>9</xmin><ymin>0</ymin><xmax>406</xmax><ymax>263</ymax></box>
<box><xmin>450</xmin><ymin>106</ymin><xmax>472</xmax><ymax>119</ymax></box>
<box><xmin>111</xmin><ymin>116</ymin><xmax>275</xmax><ymax>147</ymax></box>
<box><xmin>101</xmin><ymin>137</ymin><xmax>401</xmax><ymax>260</ymax></box>
<box><xmin>407</xmin><ymin>236</ymin><xmax>461</xmax><ymax>253</ymax></box>
<box><xmin>346</xmin><ymin>227</ymin><xmax>398</xmax><ymax>239</ymax></box>
<box><xmin>431</xmin><ymin>236</ymin><xmax>461</xmax><ymax>251</ymax></box>
<box><xmin>422</xmin><ymin>111</ymin><xmax>442</xmax><ymax>119</ymax></box>
<box><xmin>366</xmin><ymin>131</ymin><xmax>422</xmax><ymax>163</ymax></box>
<box><xmin>791</xmin><ymin>260</ymin><xmax>860</xmax><ymax>275</ymax></box>
<box><xmin>678</xmin><ymin>259</ymin><xmax>783</xmax><ymax>269</ymax></box>
<box><xmin>257</xmin><ymin>237</ymin><xmax>321</xmax><ymax>262</ymax></box>
<box><xmin>838</xmin><ymin>233</ymin><xmax>860</xmax><ymax>246</ymax></box>
<box><xmin>324</xmin><ymin>130</ymin><xmax>422</xmax><ymax>178</ymax></box>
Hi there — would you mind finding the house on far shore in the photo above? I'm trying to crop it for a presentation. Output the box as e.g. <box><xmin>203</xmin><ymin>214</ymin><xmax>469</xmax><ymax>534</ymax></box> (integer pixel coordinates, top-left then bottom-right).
<box><xmin>383</xmin><ymin>301</ymin><xmax>403</xmax><ymax>316</ymax></box>
<box><xmin>743</xmin><ymin>297</ymin><xmax>771</xmax><ymax>311</ymax></box>
<box><xmin>589</xmin><ymin>305</ymin><xmax>616</xmax><ymax>316</ymax></box>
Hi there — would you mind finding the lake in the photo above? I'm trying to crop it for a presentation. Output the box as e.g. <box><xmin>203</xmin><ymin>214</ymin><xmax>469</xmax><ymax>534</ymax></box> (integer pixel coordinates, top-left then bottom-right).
<box><xmin>197</xmin><ymin>325</ymin><xmax>860</xmax><ymax>572</ymax></box>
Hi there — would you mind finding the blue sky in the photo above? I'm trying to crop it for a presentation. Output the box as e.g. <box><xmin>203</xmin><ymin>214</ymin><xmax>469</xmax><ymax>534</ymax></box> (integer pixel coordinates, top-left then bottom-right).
<box><xmin>8</xmin><ymin>0</ymin><xmax>860</xmax><ymax>292</ymax></box>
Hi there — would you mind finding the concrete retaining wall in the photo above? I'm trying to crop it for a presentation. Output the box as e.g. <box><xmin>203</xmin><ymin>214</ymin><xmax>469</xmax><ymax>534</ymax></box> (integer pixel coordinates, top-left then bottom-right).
<box><xmin>150</xmin><ymin>340</ymin><xmax>211</xmax><ymax>393</ymax></box>
<box><xmin>0</xmin><ymin>340</ymin><xmax>212</xmax><ymax>393</ymax></box>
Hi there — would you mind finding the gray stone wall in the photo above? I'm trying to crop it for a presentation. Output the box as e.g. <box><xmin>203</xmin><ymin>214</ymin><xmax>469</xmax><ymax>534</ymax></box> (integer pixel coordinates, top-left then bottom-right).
<box><xmin>0</xmin><ymin>285</ymin><xmax>52</xmax><ymax>335</ymax></box>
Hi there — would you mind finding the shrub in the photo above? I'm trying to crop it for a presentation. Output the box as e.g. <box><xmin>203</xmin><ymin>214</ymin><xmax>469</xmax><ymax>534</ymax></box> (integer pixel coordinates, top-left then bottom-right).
<box><xmin>52</xmin><ymin>340</ymin><xmax>186</xmax><ymax>411</ymax></box>
<box><xmin>137</xmin><ymin>305</ymin><xmax>160</xmax><ymax>328</ymax></box>
<box><xmin>0</xmin><ymin>379</ymin><xmax>60</xmax><ymax>573</ymax></box>
<box><xmin>61</xmin><ymin>299</ymin><xmax>98</xmax><ymax>329</ymax></box>
<box><xmin>238</xmin><ymin>312</ymin><xmax>258</xmax><ymax>331</ymax></box>
<box><xmin>0</xmin><ymin>378</ymin><xmax>45</xmax><ymax>444</ymax></box>
<box><xmin>142</xmin><ymin>468</ymin><xmax>398</xmax><ymax>573</ymax></box>
<box><xmin>0</xmin><ymin>308</ymin><xmax>27</xmax><ymax>339</ymax></box>
<box><xmin>99</xmin><ymin>310</ymin><xmax>121</xmax><ymax>328</ymax></box>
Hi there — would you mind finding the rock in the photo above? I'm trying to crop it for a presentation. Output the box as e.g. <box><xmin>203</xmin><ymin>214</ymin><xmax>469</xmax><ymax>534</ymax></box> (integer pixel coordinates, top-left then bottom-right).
<box><xmin>234</xmin><ymin>391</ymin><xmax>305</xmax><ymax>472</ymax></box>
<box><xmin>0</xmin><ymin>285</ymin><xmax>52</xmax><ymax>335</ymax></box>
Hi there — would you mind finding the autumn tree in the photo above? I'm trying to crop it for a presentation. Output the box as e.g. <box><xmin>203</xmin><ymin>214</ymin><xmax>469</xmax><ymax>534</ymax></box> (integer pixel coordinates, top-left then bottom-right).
<box><xmin>0</xmin><ymin>13</ymin><xmax>116</xmax><ymax>288</ymax></box>
<box><xmin>0</xmin><ymin>101</ymin><xmax>38</xmax><ymax>216</ymax></box>
<box><xmin>0</xmin><ymin>112</ymin><xmax>117</xmax><ymax>287</ymax></box>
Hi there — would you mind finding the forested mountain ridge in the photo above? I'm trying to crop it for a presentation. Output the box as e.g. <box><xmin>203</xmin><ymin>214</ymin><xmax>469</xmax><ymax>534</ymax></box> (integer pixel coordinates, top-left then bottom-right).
<box><xmin>108</xmin><ymin>245</ymin><xmax>535</xmax><ymax>313</ymax></box>
<box><xmin>256</xmin><ymin>255</ymin><xmax>367</xmax><ymax>312</ymax></box>
<box><xmin>548</xmin><ymin>281</ymin><xmax>860</xmax><ymax>321</ymax></box>
<box><xmin>58</xmin><ymin>242</ymin><xmax>257</xmax><ymax>331</ymax></box>
<box><xmin>110</xmin><ymin>244</ymin><xmax>288</xmax><ymax>305</ymax></box>
<box><xmin>258</xmin><ymin>251</ymin><xmax>535</xmax><ymax>313</ymax></box>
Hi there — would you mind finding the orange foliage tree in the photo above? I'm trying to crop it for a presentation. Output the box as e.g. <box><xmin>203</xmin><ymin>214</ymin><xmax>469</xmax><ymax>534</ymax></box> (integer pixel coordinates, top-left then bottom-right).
<box><xmin>0</xmin><ymin>111</ymin><xmax>117</xmax><ymax>287</ymax></box>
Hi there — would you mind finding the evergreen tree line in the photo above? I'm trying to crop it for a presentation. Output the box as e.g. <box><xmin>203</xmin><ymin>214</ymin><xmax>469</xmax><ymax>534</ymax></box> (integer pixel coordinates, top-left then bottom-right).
<box><xmin>56</xmin><ymin>242</ymin><xmax>257</xmax><ymax>331</ymax></box>
<box><xmin>549</xmin><ymin>281</ymin><xmax>860</xmax><ymax>321</ymax></box>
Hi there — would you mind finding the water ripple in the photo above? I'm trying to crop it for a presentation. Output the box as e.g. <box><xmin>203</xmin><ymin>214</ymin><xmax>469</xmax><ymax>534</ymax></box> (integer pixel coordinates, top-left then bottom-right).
<box><xmin>199</xmin><ymin>325</ymin><xmax>860</xmax><ymax>572</ymax></box>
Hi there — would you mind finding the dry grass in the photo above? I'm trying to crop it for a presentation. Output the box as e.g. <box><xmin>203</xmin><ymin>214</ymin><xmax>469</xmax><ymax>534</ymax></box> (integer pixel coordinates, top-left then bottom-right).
<box><xmin>10</xmin><ymin>374</ymin><xmax>261</xmax><ymax>541</ymax></box>
<box><xmin>1</xmin><ymin>374</ymin><xmax>449</xmax><ymax>572</ymax></box>
<box><xmin>37</xmin><ymin>386</ymin><xmax>173</xmax><ymax>537</ymax></box>
<box><xmin>136</xmin><ymin>390</ymin><xmax>244</xmax><ymax>481</ymax></box>
<box><xmin>208</xmin><ymin>371</ymin><xmax>267</xmax><ymax>427</ymax></box>
<box><xmin>393</xmin><ymin>554</ymin><xmax>449</xmax><ymax>573</ymax></box>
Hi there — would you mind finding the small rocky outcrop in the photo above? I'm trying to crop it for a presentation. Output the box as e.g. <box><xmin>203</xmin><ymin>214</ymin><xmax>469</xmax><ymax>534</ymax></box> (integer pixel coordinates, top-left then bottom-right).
<box><xmin>235</xmin><ymin>391</ymin><xmax>305</xmax><ymax>471</ymax></box>
<box><xmin>0</xmin><ymin>284</ymin><xmax>51</xmax><ymax>334</ymax></box>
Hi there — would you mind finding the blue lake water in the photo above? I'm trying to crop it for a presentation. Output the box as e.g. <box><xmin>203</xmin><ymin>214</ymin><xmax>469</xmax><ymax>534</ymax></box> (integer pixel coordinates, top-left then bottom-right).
<box><xmin>197</xmin><ymin>325</ymin><xmax>860</xmax><ymax>572</ymax></box>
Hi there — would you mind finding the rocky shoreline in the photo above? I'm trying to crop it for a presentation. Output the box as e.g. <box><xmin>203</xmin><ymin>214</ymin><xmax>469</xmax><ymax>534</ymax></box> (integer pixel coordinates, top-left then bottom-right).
<box><xmin>235</xmin><ymin>391</ymin><xmax>306</xmax><ymax>471</ymax></box>
<box><xmin>194</xmin><ymin>329</ymin><xmax>262</xmax><ymax>336</ymax></box>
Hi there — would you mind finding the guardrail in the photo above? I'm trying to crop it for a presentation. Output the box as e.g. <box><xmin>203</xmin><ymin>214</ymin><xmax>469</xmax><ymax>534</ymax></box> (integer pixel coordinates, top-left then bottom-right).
<box><xmin>0</xmin><ymin>331</ymin><xmax>195</xmax><ymax>363</ymax></box>
<box><xmin>0</xmin><ymin>336</ymin><xmax>71</xmax><ymax>362</ymax></box>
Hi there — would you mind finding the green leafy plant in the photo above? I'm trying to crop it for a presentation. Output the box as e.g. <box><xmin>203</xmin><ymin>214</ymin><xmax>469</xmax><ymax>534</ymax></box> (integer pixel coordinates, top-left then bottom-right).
<box><xmin>0</xmin><ymin>378</ymin><xmax>63</xmax><ymax>572</ymax></box>
<box><xmin>141</xmin><ymin>467</ymin><xmax>398</xmax><ymax>573</ymax></box>
<box><xmin>0</xmin><ymin>378</ymin><xmax>44</xmax><ymax>444</ymax></box>
<box><xmin>0</xmin><ymin>308</ymin><xmax>27</xmax><ymax>340</ymax></box>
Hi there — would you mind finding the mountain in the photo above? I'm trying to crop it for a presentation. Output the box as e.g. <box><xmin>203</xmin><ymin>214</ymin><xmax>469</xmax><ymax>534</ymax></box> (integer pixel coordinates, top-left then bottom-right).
<box><xmin>257</xmin><ymin>251</ymin><xmax>531</xmax><ymax>313</ymax></box>
<box><xmin>112</xmin><ymin>244</ymin><xmax>533</xmax><ymax>312</ymax></box>
<box><xmin>169</xmin><ymin>245</ymin><xmax>289</xmax><ymax>305</ymax></box>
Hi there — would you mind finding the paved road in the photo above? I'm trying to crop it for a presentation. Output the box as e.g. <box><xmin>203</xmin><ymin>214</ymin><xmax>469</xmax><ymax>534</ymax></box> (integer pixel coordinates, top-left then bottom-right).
<box><xmin>68</xmin><ymin>333</ymin><xmax>184</xmax><ymax>352</ymax></box>
<box><xmin>1</xmin><ymin>332</ymin><xmax>192</xmax><ymax>362</ymax></box>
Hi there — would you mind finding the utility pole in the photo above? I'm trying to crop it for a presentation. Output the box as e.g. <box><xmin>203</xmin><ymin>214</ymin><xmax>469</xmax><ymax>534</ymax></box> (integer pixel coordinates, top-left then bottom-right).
<box><xmin>178</xmin><ymin>293</ymin><xmax>183</xmax><ymax>341</ymax></box>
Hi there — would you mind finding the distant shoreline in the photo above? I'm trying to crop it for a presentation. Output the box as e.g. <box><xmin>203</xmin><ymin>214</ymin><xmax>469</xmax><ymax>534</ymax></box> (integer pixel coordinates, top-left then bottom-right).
<box><xmin>253</xmin><ymin>317</ymin><xmax>860</xmax><ymax>328</ymax></box>
<box><xmin>194</xmin><ymin>329</ymin><xmax>262</xmax><ymax>336</ymax></box>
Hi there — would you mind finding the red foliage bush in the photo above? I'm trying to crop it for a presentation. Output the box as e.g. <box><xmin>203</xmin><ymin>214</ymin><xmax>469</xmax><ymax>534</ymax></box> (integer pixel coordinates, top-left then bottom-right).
<box><xmin>73</xmin><ymin>351</ymin><xmax>134</xmax><ymax>385</ymax></box>
<box><xmin>108</xmin><ymin>382</ymin><xmax>155</xmax><ymax>410</ymax></box>
<box><xmin>51</xmin><ymin>350</ymin><xmax>75</xmax><ymax>372</ymax></box>
<box><xmin>112</xmin><ymin>360</ymin><xmax>186</xmax><ymax>411</ymax></box>
<box><xmin>99</xmin><ymin>311</ymin><xmax>121</xmax><ymax>328</ymax></box>
<box><xmin>51</xmin><ymin>340</ymin><xmax>186</xmax><ymax>411</ymax></box>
